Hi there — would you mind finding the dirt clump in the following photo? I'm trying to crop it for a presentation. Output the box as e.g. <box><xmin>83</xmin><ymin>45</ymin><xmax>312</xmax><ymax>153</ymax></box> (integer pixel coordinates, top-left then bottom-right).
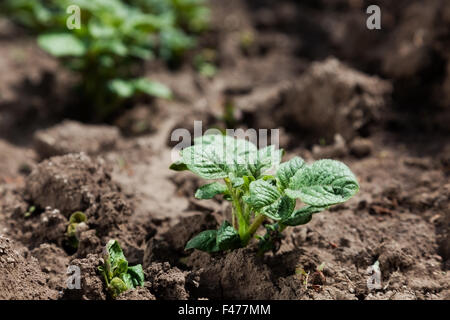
<box><xmin>144</xmin><ymin>212</ymin><xmax>218</xmax><ymax>266</ymax></box>
<box><xmin>0</xmin><ymin>235</ymin><xmax>59</xmax><ymax>299</ymax></box>
<box><xmin>33</xmin><ymin>120</ymin><xmax>121</xmax><ymax>159</ymax></box>
<box><xmin>185</xmin><ymin>248</ymin><xmax>278</xmax><ymax>300</ymax></box>
<box><xmin>283</xmin><ymin>58</ymin><xmax>392</xmax><ymax>142</ymax></box>
<box><xmin>116</xmin><ymin>285</ymin><xmax>156</xmax><ymax>300</ymax></box>
<box><xmin>75</xmin><ymin>230</ymin><xmax>102</xmax><ymax>258</ymax></box>
<box><xmin>146</xmin><ymin>262</ymin><xmax>199</xmax><ymax>300</ymax></box>
<box><xmin>62</xmin><ymin>253</ymin><xmax>106</xmax><ymax>300</ymax></box>
<box><xmin>31</xmin><ymin>243</ymin><xmax>70</xmax><ymax>291</ymax></box>
<box><xmin>25</xmin><ymin>153</ymin><xmax>132</xmax><ymax>236</ymax></box>
<box><xmin>236</xmin><ymin>58</ymin><xmax>392</xmax><ymax>146</ymax></box>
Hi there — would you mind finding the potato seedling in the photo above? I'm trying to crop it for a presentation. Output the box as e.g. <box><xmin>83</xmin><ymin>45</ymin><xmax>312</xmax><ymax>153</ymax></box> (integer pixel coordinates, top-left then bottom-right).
<box><xmin>66</xmin><ymin>211</ymin><xmax>87</xmax><ymax>249</ymax></box>
<box><xmin>98</xmin><ymin>240</ymin><xmax>145</xmax><ymax>298</ymax></box>
<box><xmin>170</xmin><ymin>134</ymin><xmax>359</xmax><ymax>254</ymax></box>
<box><xmin>1</xmin><ymin>0</ymin><xmax>209</xmax><ymax>117</ymax></box>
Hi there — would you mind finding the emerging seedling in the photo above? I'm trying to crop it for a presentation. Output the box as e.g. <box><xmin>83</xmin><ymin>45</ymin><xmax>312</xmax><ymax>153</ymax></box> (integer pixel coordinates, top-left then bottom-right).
<box><xmin>66</xmin><ymin>211</ymin><xmax>87</xmax><ymax>249</ymax></box>
<box><xmin>170</xmin><ymin>133</ymin><xmax>359</xmax><ymax>254</ymax></box>
<box><xmin>98</xmin><ymin>240</ymin><xmax>145</xmax><ymax>298</ymax></box>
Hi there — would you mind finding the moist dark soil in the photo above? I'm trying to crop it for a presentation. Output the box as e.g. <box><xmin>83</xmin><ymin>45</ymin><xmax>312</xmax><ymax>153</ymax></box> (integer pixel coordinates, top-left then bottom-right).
<box><xmin>0</xmin><ymin>0</ymin><xmax>449</xmax><ymax>300</ymax></box>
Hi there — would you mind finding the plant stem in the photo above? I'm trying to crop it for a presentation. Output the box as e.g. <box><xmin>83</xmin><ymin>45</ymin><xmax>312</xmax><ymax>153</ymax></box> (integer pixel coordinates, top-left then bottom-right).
<box><xmin>225</xmin><ymin>180</ymin><xmax>247</xmax><ymax>236</ymax></box>
<box><xmin>241</xmin><ymin>214</ymin><xmax>266</xmax><ymax>245</ymax></box>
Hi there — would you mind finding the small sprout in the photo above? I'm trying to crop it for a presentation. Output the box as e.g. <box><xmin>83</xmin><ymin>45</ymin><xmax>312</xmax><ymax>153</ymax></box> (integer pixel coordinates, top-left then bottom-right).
<box><xmin>98</xmin><ymin>240</ymin><xmax>145</xmax><ymax>299</ymax></box>
<box><xmin>317</xmin><ymin>262</ymin><xmax>326</xmax><ymax>272</ymax></box>
<box><xmin>24</xmin><ymin>206</ymin><xmax>35</xmax><ymax>218</ymax></box>
<box><xmin>240</xmin><ymin>30</ymin><xmax>255</xmax><ymax>53</ymax></box>
<box><xmin>310</xmin><ymin>263</ymin><xmax>327</xmax><ymax>291</ymax></box>
<box><xmin>170</xmin><ymin>133</ymin><xmax>359</xmax><ymax>254</ymax></box>
<box><xmin>295</xmin><ymin>267</ymin><xmax>310</xmax><ymax>289</ymax></box>
<box><xmin>194</xmin><ymin>49</ymin><xmax>218</xmax><ymax>78</ymax></box>
<box><xmin>66</xmin><ymin>211</ymin><xmax>87</xmax><ymax>249</ymax></box>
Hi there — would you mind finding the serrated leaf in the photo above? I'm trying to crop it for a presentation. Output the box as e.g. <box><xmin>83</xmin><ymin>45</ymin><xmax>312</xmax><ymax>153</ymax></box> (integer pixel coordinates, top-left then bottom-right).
<box><xmin>281</xmin><ymin>206</ymin><xmax>326</xmax><ymax>226</ymax></box>
<box><xmin>194</xmin><ymin>134</ymin><xmax>258</xmax><ymax>175</ymax></box>
<box><xmin>250</xmin><ymin>145</ymin><xmax>283</xmax><ymax>177</ymax></box>
<box><xmin>245</xmin><ymin>180</ymin><xmax>281</xmax><ymax>209</ymax></box>
<box><xmin>169</xmin><ymin>161</ymin><xmax>188</xmax><ymax>171</ymax></box>
<box><xmin>276</xmin><ymin>157</ymin><xmax>305</xmax><ymax>190</ymax></box>
<box><xmin>38</xmin><ymin>33</ymin><xmax>86</xmax><ymax>57</ymax></box>
<box><xmin>185</xmin><ymin>230</ymin><xmax>218</xmax><ymax>252</ymax></box>
<box><xmin>285</xmin><ymin>159</ymin><xmax>359</xmax><ymax>206</ymax></box>
<box><xmin>182</xmin><ymin>134</ymin><xmax>258</xmax><ymax>179</ymax></box>
<box><xmin>261</xmin><ymin>196</ymin><xmax>296</xmax><ymax>220</ymax></box>
<box><xmin>195</xmin><ymin>182</ymin><xmax>227</xmax><ymax>199</ymax></box>
<box><xmin>181</xmin><ymin>143</ymin><xmax>230</xmax><ymax>179</ymax></box>
<box><xmin>216</xmin><ymin>221</ymin><xmax>241</xmax><ymax>251</ymax></box>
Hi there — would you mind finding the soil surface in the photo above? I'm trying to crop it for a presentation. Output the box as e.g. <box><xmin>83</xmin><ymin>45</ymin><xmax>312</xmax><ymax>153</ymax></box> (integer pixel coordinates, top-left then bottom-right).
<box><xmin>0</xmin><ymin>0</ymin><xmax>449</xmax><ymax>300</ymax></box>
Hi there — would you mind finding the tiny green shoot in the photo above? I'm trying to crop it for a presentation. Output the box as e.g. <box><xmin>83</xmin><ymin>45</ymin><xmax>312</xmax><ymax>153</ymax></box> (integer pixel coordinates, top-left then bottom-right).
<box><xmin>98</xmin><ymin>240</ymin><xmax>145</xmax><ymax>299</ymax></box>
<box><xmin>24</xmin><ymin>205</ymin><xmax>36</xmax><ymax>218</ymax></box>
<box><xmin>66</xmin><ymin>211</ymin><xmax>87</xmax><ymax>249</ymax></box>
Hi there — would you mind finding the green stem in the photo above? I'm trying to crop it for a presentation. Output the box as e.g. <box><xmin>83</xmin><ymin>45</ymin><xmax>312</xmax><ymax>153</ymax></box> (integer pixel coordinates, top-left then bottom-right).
<box><xmin>241</xmin><ymin>214</ymin><xmax>266</xmax><ymax>245</ymax></box>
<box><xmin>225</xmin><ymin>180</ymin><xmax>247</xmax><ymax>237</ymax></box>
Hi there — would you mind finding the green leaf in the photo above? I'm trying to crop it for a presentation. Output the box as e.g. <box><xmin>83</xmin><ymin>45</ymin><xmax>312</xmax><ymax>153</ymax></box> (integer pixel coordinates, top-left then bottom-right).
<box><xmin>192</xmin><ymin>134</ymin><xmax>258</xmax><ymax>177</ymax></box>
<box><xmin>169</xmin><ymin>161</ymin><xmax>188</xmax><ymax>171</ymax></box>
<box><xmin>127</xmin><ymin>264</ymin><xmax>145</xmax><ymax>288</ymax></box>
<box><xmin>38</xmin><ymin>33</ymin><xmax>86</xmax><ymax>57</ymax></box>
<box><xmin>108</xmin><ymin>79</ymin><xmax>135</xmax><ymax>98</ymax></box>
<box><xmin>261</xmin><ymin>196</ymin><xmax>296</xmax><ymax>220</ymax></box>
<box><xmin>250</xmin><ymin>145</ymin><xmax>283</xmax><ymax>177</ymax></box>
<box><xmin>108</xmin><ymin>277</ymin><xmax>128</xmax><ymax>299</ymax></box>
<box><xmin>69</xmin><ymin>211</ymin><xmax>87</xmax><ymax>224</ymax></box>
<box><xmin>195</xmin><ymin>182</ymin><xmax>227</xmax><ymax>199</ymax></box>
<box><xmin>230</xmin><ymin>176</ymin><xmax>244</xmax><ymax>188</ymax></box>
<box><xmin>66</xmin><ymin>211</ymin><xmax>87</xmax><ymax>248</ymax></box>
<box><xmin>120</xmin><ymin>272</ymin><xmax>134</xmax><ymax>289</ymax></box>
<box><xmin>185</xmin><ymin>230</ymin><xmax>218</xmax><ymax>252</ymax></box>
<box><xmin>105</xmin><ymin>240</ymin><xmax>128</xmax><ymax>278</ymax></box>
<box><xmin>181</xmin><ymin>143</ymin><xmax>230</xmax><ymax>179</ymax></box>
<box><xmin>285</xmin><ymin>159</ymin><xmax>359</xmax><ymax>206</ymax></box>
<box><xmin>281</xmin><ymin>206</ymin><xmax>327</xmax><ymax>226</ymax></box>
<box><xmin>245</xmin><ymin>180</ymin><xmax>281</xmax><ymax>209</ymax></box>
<box><xmin>133</xmin><ymin>78</ymin><xmax>172</xmax><ymax>99</ymax></box>
<box><xmin>216</xmin><ymin>221</ymin><xmax>241</xmax><ymax>251</ymax></box>
<box><xmin>276</xmin><ymin>157</ymin><xmax>305</xmax><ymax>190</ymax></box>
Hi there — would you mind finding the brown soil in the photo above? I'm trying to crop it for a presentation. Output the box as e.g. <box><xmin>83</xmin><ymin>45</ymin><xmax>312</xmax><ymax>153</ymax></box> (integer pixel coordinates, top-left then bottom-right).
<box><xmin>0</xmin><ymin>0</ymin><xmax>449</xmax><ymax>300</ymax></box>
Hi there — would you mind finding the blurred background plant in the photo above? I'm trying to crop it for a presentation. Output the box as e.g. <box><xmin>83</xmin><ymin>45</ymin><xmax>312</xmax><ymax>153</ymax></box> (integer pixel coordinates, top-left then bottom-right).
<box><xmin>1</xmin><ymin>0</ymin><xmax>210</xmax><ymax>119</ymax></box>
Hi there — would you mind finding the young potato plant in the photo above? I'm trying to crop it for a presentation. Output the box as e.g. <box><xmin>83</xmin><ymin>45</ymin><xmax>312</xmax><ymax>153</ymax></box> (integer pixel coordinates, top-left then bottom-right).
<box><xmin>98</xmin><ymin>240</ymin><xmax>145</xmax><ymax>298</ymax></box>
<box><xmin>170</xmin><ymin>134</ymin><xmax>359</xmax><ymax>254</ymax></box>
<box><xmin>1</xmin><ymin>0</ymin><xmax>209</xmax><ymax>117</ymax></box>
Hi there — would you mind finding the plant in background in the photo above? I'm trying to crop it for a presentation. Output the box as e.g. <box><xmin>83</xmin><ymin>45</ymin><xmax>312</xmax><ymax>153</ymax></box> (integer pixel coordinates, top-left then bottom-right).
<box><xmin>170</xmin><ymin>133</ymin><xmax>359</xmax><ymax>254</ymax></box>
<box><xmin>98</xmin><ymin>240</ymin><xmax>145</xmax><ymax>298</ymax></box>
<box><xmin>1</xmin><ymin>0</ymin><xmax>210</xmax><ymax>117</ymax></box>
